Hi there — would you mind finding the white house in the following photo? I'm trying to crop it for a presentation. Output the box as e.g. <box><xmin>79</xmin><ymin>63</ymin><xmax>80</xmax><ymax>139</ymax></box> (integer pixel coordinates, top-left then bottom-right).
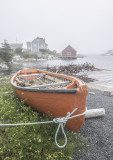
<box><xmin>26</xmin><ymin>37</ymin><xmax>48</xmax><ymax>58</ymax></box>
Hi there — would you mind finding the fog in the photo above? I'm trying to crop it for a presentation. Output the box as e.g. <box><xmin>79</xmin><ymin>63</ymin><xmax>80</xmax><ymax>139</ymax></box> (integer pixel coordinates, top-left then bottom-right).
<box><xmin>0</xmin><ymin>0</ymin><xmax>113</xmax><ymax>54</ymax></box>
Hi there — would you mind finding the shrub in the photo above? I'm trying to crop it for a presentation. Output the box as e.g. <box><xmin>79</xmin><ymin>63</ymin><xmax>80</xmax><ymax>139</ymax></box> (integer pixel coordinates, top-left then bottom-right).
<box><xmin>22</xmin><ymin>51</ymin><xmax>37</xmax><ymax>59</ymax></box>
<box><xmin>0</xmin><ymin>57</ymin><xmax>4</xmax><ymax>63</ymax></box>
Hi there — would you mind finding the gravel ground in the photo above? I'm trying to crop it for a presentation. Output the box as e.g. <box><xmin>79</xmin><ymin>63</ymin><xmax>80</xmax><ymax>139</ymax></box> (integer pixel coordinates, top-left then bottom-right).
<box><xmin>74</xmin><ymin>88</ymin><xmax>113</xmax><ymax>160</ymax></box>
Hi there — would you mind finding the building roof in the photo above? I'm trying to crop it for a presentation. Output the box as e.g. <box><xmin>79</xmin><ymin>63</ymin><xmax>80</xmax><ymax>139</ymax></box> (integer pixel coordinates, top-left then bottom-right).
<box><xmin>32</xmin><ymin>37</ymin><xmax>45</xmax><ymax>43</ymax></box>
<box><xmin>62</xmin><ymin>45</ymin><xmax>77</xmax><ymax>53</ymax></box>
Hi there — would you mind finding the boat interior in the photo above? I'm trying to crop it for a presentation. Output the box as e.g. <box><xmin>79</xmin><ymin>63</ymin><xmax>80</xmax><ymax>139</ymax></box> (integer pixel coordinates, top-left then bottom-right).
<box><xmin>15</xmin><ymin>71</ymin><xmax>72</xmax><ymax>89</ymax></box>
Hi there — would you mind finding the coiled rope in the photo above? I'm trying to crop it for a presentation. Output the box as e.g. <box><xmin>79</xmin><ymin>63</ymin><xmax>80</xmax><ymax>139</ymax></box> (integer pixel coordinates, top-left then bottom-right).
<box><xmin>0</xmin><ymin>107</ymin><xmax>86</xmax><ymax>148</ymax></box>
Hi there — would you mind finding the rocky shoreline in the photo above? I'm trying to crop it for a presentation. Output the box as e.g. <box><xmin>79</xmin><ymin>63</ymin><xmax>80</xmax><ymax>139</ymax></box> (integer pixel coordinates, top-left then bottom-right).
<box><xmin>0</xmin><ymin>56</ymin><xmax>46</xmax><ymax>70</ymax></box>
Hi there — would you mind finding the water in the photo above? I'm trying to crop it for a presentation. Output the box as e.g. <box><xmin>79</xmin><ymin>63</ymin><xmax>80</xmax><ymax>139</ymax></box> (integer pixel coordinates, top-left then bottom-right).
<box><xmin>80</xmin><ymin>55</ymin><xmax>113</xmax><ymax>89</ymax></box>
<box><xmin>20</xmin><ymin>55</ymin><xmax>113</xmax><ymax>89</ymax></box>
<box><xmin>22</xmin><ymin>55</ymin><xmax>113</xmax><ymax>71</ymax></box>
<box><xmin>80</xmin><ymin>55</ymin><xmax>113</xmax><ymax>70</ymax></box>
<box><xmin>1</xmin><ymin>55</ymin><xmax>113</xmax><ymax>88</ymax></box>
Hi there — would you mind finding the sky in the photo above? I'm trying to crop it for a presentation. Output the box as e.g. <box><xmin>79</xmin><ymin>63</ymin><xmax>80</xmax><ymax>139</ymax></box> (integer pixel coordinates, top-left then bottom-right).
<box><xmin>0</xmin><ymin>0</ymin><xmax>113</xmax><ymax>54</ymax></box>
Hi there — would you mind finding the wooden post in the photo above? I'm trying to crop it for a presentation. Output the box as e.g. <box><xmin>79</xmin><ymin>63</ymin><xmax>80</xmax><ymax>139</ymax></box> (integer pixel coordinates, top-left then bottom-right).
<box><xmin>85</xmin><ymin>108</ymin><xmax>105</xmax><ymax>119</ymax></box>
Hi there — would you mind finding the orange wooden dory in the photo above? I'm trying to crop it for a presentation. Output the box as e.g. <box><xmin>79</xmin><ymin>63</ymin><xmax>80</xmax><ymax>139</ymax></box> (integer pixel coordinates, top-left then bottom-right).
<box><xmin>10</xmin><ymin>69</ymin><xmax>88</xmax><ymax>131</ymax></box>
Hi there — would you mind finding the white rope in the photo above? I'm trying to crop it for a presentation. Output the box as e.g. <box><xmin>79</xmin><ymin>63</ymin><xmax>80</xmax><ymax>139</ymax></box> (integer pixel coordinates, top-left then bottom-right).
<box><xmin>0</xmin><ymin>121</ymin><xmax>54</xmax><ymax>126</ymax></box>
<box><xmin>55</xmin><ymin>123</ymin><xmax>67</xmax><ymax>148</ymax></box>
<box><xmin>0</xmin><ymin>107</ymin><xmax>86</xmax><ymax>148</ymax></box>
<box><xmin>53</xmin><ymin>107</ymin><xmax>87</xmax><ymax>148</ymax></box>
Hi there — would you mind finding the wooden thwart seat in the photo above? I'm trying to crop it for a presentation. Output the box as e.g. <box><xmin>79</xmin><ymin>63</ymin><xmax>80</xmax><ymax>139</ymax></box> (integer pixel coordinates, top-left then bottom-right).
<box><xmin>30</xmin><ymin>81</ymin><xmax>70</xmax><ymax>88</ymax></box>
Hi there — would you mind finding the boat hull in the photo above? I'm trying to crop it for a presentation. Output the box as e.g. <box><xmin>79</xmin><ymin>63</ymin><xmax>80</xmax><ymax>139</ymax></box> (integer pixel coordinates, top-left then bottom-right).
<box><xmin>11</xmin><ymin>69</ymin><xmax>88</xmax><ymax>131</ymax></box>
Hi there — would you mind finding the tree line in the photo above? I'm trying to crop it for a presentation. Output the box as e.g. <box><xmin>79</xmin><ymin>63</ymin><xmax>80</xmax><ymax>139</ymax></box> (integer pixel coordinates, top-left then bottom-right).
<box><xmin>0</xmin><ymin>40</ymin><xmax>38</xmax><ymax>66</ymax></box>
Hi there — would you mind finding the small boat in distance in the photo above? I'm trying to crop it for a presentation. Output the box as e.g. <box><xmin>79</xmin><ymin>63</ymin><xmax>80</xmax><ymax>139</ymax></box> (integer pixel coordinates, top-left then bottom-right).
<box><xmin>10</xmin><ymin>69</ymin><xmax>88</xmax><ymax>131</ymax></box>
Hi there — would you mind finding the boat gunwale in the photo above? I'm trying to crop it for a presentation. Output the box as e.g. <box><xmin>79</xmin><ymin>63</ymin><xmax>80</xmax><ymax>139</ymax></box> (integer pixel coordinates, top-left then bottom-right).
<box><xmin>10</xmin><ymin>69</ymin><xmax>85</xmax><ymax>94</ymax></box>
<box><xmin>10</xmin><ymin>78</ymin><xmax>78</xmax><ymax>94</ymax></box>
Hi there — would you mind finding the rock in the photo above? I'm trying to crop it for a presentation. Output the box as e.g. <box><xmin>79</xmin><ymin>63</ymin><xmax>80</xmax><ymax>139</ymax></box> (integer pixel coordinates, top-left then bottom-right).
<box><xmin>12</xmin><ymin>56</ymin><xmax>23</xmax><ymax>62</ymax></box>
<box><xmin>103</xmin><ymin>50</ymin><xmax>113</xmax><ymax>56</ymax></box>
<box><xmin>0</xmin><ymin>63</ymin><xmax>9</xmax><ymax>70</ymax></box>
<box><xmin>103</xmin><ymin>90</ymin><xmax>113</xmax><ymax>96</ymax></box>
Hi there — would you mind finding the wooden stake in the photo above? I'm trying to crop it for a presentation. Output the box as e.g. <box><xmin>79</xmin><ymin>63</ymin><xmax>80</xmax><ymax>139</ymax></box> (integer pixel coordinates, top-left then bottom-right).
<box><xmin>85</xmin><ymin>108</ymin><xmax>105</xmax><ymax>118</ymax></box>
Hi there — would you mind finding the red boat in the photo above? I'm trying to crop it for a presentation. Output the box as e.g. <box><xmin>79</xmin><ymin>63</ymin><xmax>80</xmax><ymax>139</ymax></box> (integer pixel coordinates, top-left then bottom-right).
<box><xmin>11</xmin><ymin>69</ymin><xmax>88</xmax><ymax>131</ymax></box>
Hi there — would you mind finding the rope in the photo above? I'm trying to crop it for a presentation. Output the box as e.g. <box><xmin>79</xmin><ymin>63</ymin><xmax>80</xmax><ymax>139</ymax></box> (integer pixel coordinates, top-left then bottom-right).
<box><xmin>0</xmin><ymin>107</ymin><xmax>86</xmax><ymax>148</ymax></box>
<box><xmin>0</xmin><ymin>121</ymin><xmax>54</xmax><ymax>126</ymax></box>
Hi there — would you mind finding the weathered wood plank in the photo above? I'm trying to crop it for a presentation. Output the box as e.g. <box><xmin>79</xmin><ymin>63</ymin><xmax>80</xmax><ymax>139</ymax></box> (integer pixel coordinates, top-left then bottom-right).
<box><xmin>30</xmin><ymin>81</ymin><xmax>70</xmax><ymax>88</ymax></box>
<box><xmin>45</xmin><ymin>75</ymin><xmax>64</xmax><ymax>83</ymax></box>
<box><xmin>18</xmin><ymin>73</ymin><xmax>45</xmax><ymax>78</ymax></box>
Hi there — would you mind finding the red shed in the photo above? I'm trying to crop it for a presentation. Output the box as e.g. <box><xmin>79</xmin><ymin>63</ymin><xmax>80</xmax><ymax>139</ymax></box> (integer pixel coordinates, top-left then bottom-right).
<box><xmin>61</xmin><ymin>45</ymin><xmax>77</xmax><ymax>59</ymax></box>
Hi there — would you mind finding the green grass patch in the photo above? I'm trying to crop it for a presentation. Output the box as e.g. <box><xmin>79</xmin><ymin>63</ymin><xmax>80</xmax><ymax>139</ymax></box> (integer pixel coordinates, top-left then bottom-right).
<box><xmin>0</xmin><ymin>58</ymin><xmax>4</xmax><ymax>63</ymax></box>
<box><xmin>0</xmin><ymin>78</ymin><xmax>87</xmax><ymax>160</ymax></box>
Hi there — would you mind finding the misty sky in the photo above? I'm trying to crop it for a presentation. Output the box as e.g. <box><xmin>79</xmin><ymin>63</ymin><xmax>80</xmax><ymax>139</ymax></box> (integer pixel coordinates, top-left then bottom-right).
<box><xmin>0</xmin><ymin>0</ymin><xmax>113</xmax><ymax>54</ymax></box>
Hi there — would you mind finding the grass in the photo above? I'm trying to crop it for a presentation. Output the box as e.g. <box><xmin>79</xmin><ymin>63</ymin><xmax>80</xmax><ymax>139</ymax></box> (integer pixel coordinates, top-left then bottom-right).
<box><xmin>0</xmin><ymin>77</ymin><xmax>87</xmax><ymax>160</ymax></box>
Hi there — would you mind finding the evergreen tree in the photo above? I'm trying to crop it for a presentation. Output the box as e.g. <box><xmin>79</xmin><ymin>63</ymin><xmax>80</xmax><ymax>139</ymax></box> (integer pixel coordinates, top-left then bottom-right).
<box><xmin>0</xmin><ymin>40</ymin><xmax>13</xmax><ymax>64</ymax></box>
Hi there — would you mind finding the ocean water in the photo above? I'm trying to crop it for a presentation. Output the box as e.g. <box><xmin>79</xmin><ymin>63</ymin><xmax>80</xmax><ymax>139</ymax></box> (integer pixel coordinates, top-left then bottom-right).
<box><xmin>22</xmin><ymin>55</ymin><xmax>113</xmax><ymax>89</ymax></box>
<box><xmin>80</xmin><ymin>55</ymin><xmax>113</xmax><ymax>88</ymax></box>
<box><xmin>22</xmin><ymin>55</ymin><xmax>113</xmax><ymax>71</ymax></box>
<box><xmin>79</xmin><ymin>55</ymin><xmax>113</xmax><ymax>70</ymax></box>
